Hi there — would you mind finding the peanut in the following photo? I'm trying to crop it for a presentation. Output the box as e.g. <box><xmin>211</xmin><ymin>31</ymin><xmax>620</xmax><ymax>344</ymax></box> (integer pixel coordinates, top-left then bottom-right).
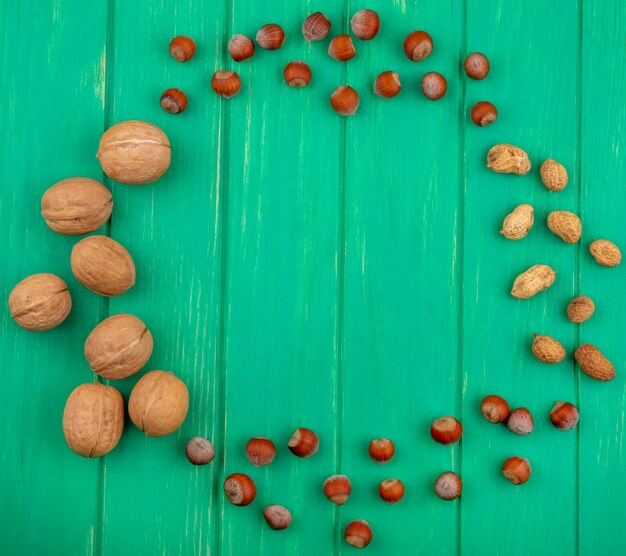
<box><xmin>574</xmin><ymin>344</ymin><xmax>616</xmax><ymax>382</ymax></box>
<box><xmin>487</xmin><ymin>144</ymin><xmax>531</xmax><ymax>175</ymax></box>
<box><xmin>547</xmin><ymin>211</ymin><xmax>582</xmax><ymax>244</ymax></box>
<box><xmin>501</xmin><ymin>204</ymin><xmax>534</xmax><ymax>240</ymax></box>
<box><xmin>511</xmin><ymin>264</ymin><xmax>556</xmax><ymax>299</ymax></box>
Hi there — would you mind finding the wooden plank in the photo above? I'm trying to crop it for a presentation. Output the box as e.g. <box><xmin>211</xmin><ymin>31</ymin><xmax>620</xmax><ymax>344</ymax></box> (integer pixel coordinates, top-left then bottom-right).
<box><xmin>461</xmin><ymin>1</ymin><xmax>579</xmax><ymax>554</ymax></box>
<box><xmin>579</xmin><ymin>3</ymin><xmax>626</xmax><ymax>554</ymax></box>
<box><xmin>217</xmin><ymin>2</ymin><xmax>343</xmax><ymax>554</ymax></box>
<box><xmin>0</xmin><ymin>1</ymin><xmax>108</xmax><ymax>554</ymax></box>
<box><xmin>99</xmin><ymin>1</ymin><xmax>226</xmax><ymax>554</ymax></box>
<box><xmin>339</xmin><ymin>1</ymin><xmax>464</xmax><ymax>554</ymax></box>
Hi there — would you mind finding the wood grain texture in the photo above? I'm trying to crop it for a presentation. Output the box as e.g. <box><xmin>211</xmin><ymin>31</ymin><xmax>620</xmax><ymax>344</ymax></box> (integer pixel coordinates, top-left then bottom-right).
<box><xmin>1</xmin><ymin>0</ymin><xmax>626</xmax><ymax>555</ymax></box>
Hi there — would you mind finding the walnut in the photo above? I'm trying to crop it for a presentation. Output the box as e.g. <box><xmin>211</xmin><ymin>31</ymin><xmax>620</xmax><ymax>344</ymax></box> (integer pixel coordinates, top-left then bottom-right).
<box><xmin>128</xmin><ymin>370</ymin><xmax>189</xmax><ymax>436</ymax></box>
<box><xmin>71</xmin><ymin>235</ymin><xmax>135</xmax><ymax>296</ymax></box>
<box><xmin>41</xmin><ymin>177</ymin><xmax>112</xmax><ymax>235</ymax></box>
<box><xmin>9</xmin><ymin>273</ymin><xmax>71</xmax><ymax>331</ymax></box>
<box><xmin>62</xmin><ymin>382</ymin><xmax>124</xmax><ymax>457</ymax></box>
<box><xmin>96</xmin><ymin>120</ymin><xmax>171</xmax><ymax>185</ymax></box>
<box><xmin>84</xmin><ymin>314</ymin><xmax>153</xmax><ymax>379</ymax></box>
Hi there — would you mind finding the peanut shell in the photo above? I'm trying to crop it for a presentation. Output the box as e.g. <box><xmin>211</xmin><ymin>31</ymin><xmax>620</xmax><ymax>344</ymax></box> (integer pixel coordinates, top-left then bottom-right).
<box><xmin>500</xmin><ymin>204</ymin><xmax>534</xmax><ymax>240</ymax></box>
<box><xmin>96</xmin><ymin>120</ymin><xmax>171</xmax><ymax>185</ymax></box>
<box><xmin>567</xmin><ymin>295</ymin><xmax>595</xmax><ymax>323</ymax></box>
<box><xmin>540</xmin><ymin>159</ymin><xmax>568</xmax><ymax>192</ymax></box>
<box><xmin>128</xmin><ymin>370</ymin><xmax>189</xmax><ymax>436</ymax></box>
<box><xmin>62</xmin><ymin>382</ymin><xmax>124</xmax><ymax>457</ymax></box>
<box><xmin>511</xmin><ymin>264</ymin><xmax>556</xmax><ymax>299</ymax></box>
<box><xmin>547</xmin><ymin>211</ymin><xmax>582</xmax><ymax>244</ymax></box>
<box><xmin>589</xmin><ymin>239</ymin><xmax>621</xmax><ymax>267</ymax></box>
<box><xmin>487</xmin><ymin>144</ymin><xmax>531</xmax><ymax>175</ymax></box>
<box><xmin>531</xmin><ymin>334</ymin><xmax>566</xmax><ymax>364</ymax></box>
<box><xmin>71</xmin><ymin>235</ymin><xmax>135</xmax><ymax>297</ymax></box>
<box><xmin>9</xmin><ymin>273</ymin><xmax>72</xmax><ymax>331</ymax></box>
<box><xmin>41</xmin><ymin>177</ymin><xmax>113</xmax><ymax>235</ymax></box>
<box><xmin>84</xmin><ymin>314</ymin><xmax>153</xmax><ymax>380</ymax></box>
<box><xmin>574</xmin><ymin>344</ymin><xmax>616</xmax><ymax>382</ymax></box>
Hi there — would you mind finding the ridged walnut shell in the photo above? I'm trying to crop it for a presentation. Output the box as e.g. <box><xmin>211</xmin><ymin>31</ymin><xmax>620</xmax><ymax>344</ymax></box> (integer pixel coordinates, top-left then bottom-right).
<box><xmin>540</xmin><ymin>159</ymin><xmax>568</xmax><ymax>191</ymax></box>
<box><xmin>85</xmin><ymin>314</ymin><xmax>153</xmax><ymax>380</ymax></box>
<box><xmin>62</xmin><ymin>382</ymin><xmax>124</xmax><ymax>457</ymax></box>
<box><xmin>589</xmin><ymin>239</ymin><xmax>621</xmax><ymax>267</ymax></box>
<box><xmin>487</xmin><ymin>144</ymin><xmax>531</xmax><ymax>175</ymax></box>
<box><xmin>567</xmin><ymin>295</ymin><xmax>595</xmax><ymax>323</ymax></box>
<box><xmin>71</xmin><ymin>235</ymin><xmax>136</xmax><ymax>297</ymax></box>
<box><xmin>128</xmin><ymin>370</ymin><xmax>189</xmax><ymax>436</ymax></box>
<box><xmin>574</xmin><ymin>344</ymin><xmax>616</xmax><ymax>382</ymax></box>
<box><xmin>501</xmin><ymin>204</ymin><xmax>534</xmax><ymax>240</ymax></box>
<box><xmin>41</xmin><ymin>177</ymin><xmax>113</xmax><ymax>235</ymax></box>
<box><xmin>9</xmin><ymin>273</ymin><xmax>72</xmax><ymax>331</ymax></box>
<box><xmin>532</xmin><ymin>334</ymin><xmax>566</xmax><ymax>364</ymax></box>
<box><xmin>547</xmin><ymin>211</ymin><xmax>582</xmax><ymax>244</ymax></box>
<box><xmin>96</xmin><ymin>120</ymin><xmax>171</xmax><ymax>185</ymax></box>
<box><xmin>511</xmin><ymin>265</ymin><xmax>556</xmax><ymax>299</ymax></box>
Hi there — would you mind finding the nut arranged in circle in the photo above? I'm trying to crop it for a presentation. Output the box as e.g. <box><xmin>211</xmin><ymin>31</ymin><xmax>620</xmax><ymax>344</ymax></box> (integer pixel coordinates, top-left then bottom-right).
<box><xmin>84</xmin><ymin>314</ymin><xmax>153</xmax><ymax>379</ymax></box>
<box><xmin>128</xmin><ymin>370</ymin><xmax>189</xmax><ymax>436</ymax></box>
<box><xmin>41</xmin><ymin>177</ymin><xmax>113</xmax><ymax>235</ymax></box>
<box><xmin>71</xmin><ymin>235</ymin><xmax>136</xmax><ymax>297</ymax></box>
<box><xmin>97</xmin><ymin>120</ymin><xmax>171</xmax><ymax>185</ymax></box>
<box><xmin>62</xmin><ymin>382</ymin><xmax>124</xmax><ymax>458</ymax></box>
<box><xmin>9</xmin><ymin>273</ymin><xmax>72</xmax><ymax>331</ymax></box>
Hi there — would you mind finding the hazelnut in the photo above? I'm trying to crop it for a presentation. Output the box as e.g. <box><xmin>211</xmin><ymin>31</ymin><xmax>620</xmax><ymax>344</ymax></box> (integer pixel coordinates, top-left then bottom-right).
<box><xmin>590</xmin><ymin>239</ymin><xmax>621</xmax><ymax>267</ymax></box>
<box><xmin>302</xmin><ymin>12</ymin><xmax>331</xmax><ymax>41</ymax></box>
<box><xmin>567</xmin><ymin>295</ymin><xmax>595</xmax><ymax>323</ymax></box>
<box><xmin>502</xmin><ymin>456</ymin><xmax>531</xmax><ymax>485</ymax></box>
<box><xmin>330</xmin><ymin>86</ymin><xmax>359</xmax><ymax>116</ymax></box>
<box><xmin>264</xmin><ymin>505</ymin><xmax>292</xmax><ymax>530</ymax></box>
<box><xmin>480</xmin><ymin>395</ymin><xmax>510</xmax><ymax>424</ymax></box>
<box><xmin>97</xmin><ymin>120</ymin><xmax>171</xmax><ymax>185</ymax></box>
<box><xmin>421</xmin><ymin>72</ymin><xmax>447</xmax><ymax>100</ymax></box>
<box><xmin>169</xmin><ymin>36</ymin><xmax>196</xmax><ymax>62</ymax></box>
<box><xmin>160</xmin><ymin>88</ymin><xmax>188</xmax><ymax>114</ymax></box>
<box><xmin>403</xmin><ymin>30</ymin><xmax>433</xmax><ymax>61</ymax></box>
<box><xmin>464</xmin><ymin>52</ymin><xmax>490</xmax><ymax>80</ymax></box>
<box><xmin>283</xmin><ymin>61</ymin><xmax>312</xmax><ymax>88</ymax></box>
<box><xmin>62</xmin><ymin>382</ymin><xmax>124</xmax><ymax>458</ymax></box>
<box><xmin>374</xmin><ymin>71</ymin><xmax>401</xmax><ymax>99</ymax></box>
<box><xmin>379</xmin><ymin>478</ymin><xmax>405</xmax><ymax>504</ymax></box>
<box><xmin>84</xmin><ymin>313</ymin><xmax>153</xmax><ymax>380</ymax></box>
<box><xmin>328</xmin><ymin>34</ymin><xmax>356</xmax><ymax>61</ymax></box>
<box><xmin>434</xmin><ymin>471</ymin><xmax>462</xmax><ymax>500</ymax></box>
<box><xmin>71</xmin><ymin>235</ymin><xmax>135</xmax><ymax>297</ymax></box>
<box><xmin>550</xmin><ymin>402</ymin><xmax>579</xmax><ymax>430</ymax></box>
<box><xmin>350</xmin><ymin>9</ymin><xmax>380</xmax><ymax>40</ymax></box>
<box><xmin>368</xmin><ymin>438</ymin><xmax>395</xmax><ymax>463</ymax></box>
<box><xmin>470</xmin><ymin>101</ymin><xmax>497</xmax><ymax>126</ymax></box>
<box><xmin>228</xmin><ymin>34</ymin><xmax>255</xmax><ymax>62</ymax></box>
<box><xmin>41</xmin><ymin>177</ymin><xmax>113</xmax><ymax>235</ymax></box>
<box><xmin>211</xmin><ymin>71</ymin><xmax>241</xmax><ymax>99</ymax></box>
<box><xmin>224</xmin><ymin>473</ymin><xmax>256</xmax><ymax>506</ymax></box>
<box><xmin>532</xmin><ymin>334</ymin><xmax>566</xmax><ymax>364</ymax></box>
<box><xmin>256</xmin><ymin>24</ymin><xmax>285</xmax><ymax>50</ymax></box>
<box><xmin>128</xmin><ymin>370</ymin><xmax>189</xmax><ymax>436</ymax></box>
<box><xmin>430</xmin><ymin>416</ymin><xmax>463</xmax><ymax>444</ymax></box>
<box><xmin>507</xmin><ymin>408</ymin><xmax>534</xmax><ymax>436</ymax></box>
<box><xmin>323</xmin><ymin>474</ymin><xmax>352</xmax><ymax>505</ymax></box>
<box><xmin>245</xmin><ymin>437</ymin><xmax>276</xmax><ymax>467</ymax></box>
<box><xmin>540</xmin><ymin>159</ymin><xmax>568</xmax><ymax>191</ymax></box>
<box><xmin>186</xmin><ymin>437</ymin><xmax>215</xmax><ymax>465</ymax></box>
<box><xmin>9</xmin><ymin>273</ymin><xmax>71</xmax><ymax>331</ymax></box>
<box><xmin>288</xmin><ymin>427</ymin><xmax>319</xmax><ymax>457</ymax></box>
<box><xmin>345</xmin><ymin>520</ymin><xmax>372</xmax><ymax>549</ymax></box>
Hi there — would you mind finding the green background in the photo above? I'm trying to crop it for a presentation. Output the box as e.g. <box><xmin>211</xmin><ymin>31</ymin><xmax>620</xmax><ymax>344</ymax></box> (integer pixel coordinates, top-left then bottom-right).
<box><xmin>1</xmin><ymin>0</ymin><xmax>625</xmax><ymax>554</ymax></box>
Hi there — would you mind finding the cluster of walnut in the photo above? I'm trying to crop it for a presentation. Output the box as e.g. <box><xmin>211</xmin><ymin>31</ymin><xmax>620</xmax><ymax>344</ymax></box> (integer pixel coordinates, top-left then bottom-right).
<box><xmin>9</xmin><ymin>120</ymin><xmax>189</xmax><ymax>458</ymax></box>
<box><xmin>488</xmin><ymin>143</ymin><xmax>620</xmax><ymax>383</ymax></box>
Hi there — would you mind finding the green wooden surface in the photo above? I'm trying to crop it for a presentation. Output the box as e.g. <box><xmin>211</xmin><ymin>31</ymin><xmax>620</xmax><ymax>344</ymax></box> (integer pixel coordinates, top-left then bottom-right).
<box><xmin>1</xmin><ymin>1</ymin><xmax>625</xmax><ymax>555</ymax></box>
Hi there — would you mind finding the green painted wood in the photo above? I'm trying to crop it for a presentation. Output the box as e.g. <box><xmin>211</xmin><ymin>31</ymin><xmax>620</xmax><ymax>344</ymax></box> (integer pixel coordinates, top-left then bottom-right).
<box><xmin>579</xmin><ymin>2</ymin><xmax>626</xmax><ymax>554</ymax></box>
<box><xmin>2</xmin><ymin>1</ymin><xmax>626</xmax><ymax>555</ymax></box>
<box><xmin>0</xmin><ymin>1</ymin><xmax>108</xmax><ymax>554</ymax></box>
